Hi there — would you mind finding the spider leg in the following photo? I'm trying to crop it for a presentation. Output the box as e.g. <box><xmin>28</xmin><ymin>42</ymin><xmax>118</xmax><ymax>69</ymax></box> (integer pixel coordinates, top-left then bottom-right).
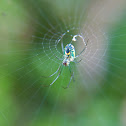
<box><xmin>53</xmin><ymin>47</ymin><xmax>63</xmax><ymax>60</ymax></box>
<box><xmin>75</xmin><ymin>39</ymin><xmax>89</xmax><ymax>58</ymax></box>
<box><xmin>73</xmin><ymin>59</ymin><xmax>82</xmax><ymax>63</ymax></box>
<box><xmin>62</xmin><ymin>65</ymin><xmax>74</xmax><ymax>89</ymax></box>
<box><xmin>49</xmin><ymin>71</ymin><xmax>61</xmax><ymax>86</ymax></box>
<box><xmin>69</xmin><ymin>65</ymin><xmax>75</xmax><ymax>82</ymax></box>
<box><xmin>54</xmin><ymin>35</ymin><xmax>64</xmax><ymax>60</ymax></box>
<box><xmin>63</xmin><ymin>72</ymin><xmax>74</xmax><ymax>89</ymax></box>
<box><xmin>53</xmin><ymin>52</ymin><xmax>63</xmax><ymax>61</ymax></box>
<box><xmin>43</xmin><ymin>65</ymin><xmax>63</xmax><ymax>87</ymax></box>
<box><xmin>42</xmin><ymin>65</ymin><xmax>61</xmax><ymax>78</ymax></box>
<box><xmin>61</xmin><ymin>38</ymin><xmax>64</xmax><ymax>53</ymax></box>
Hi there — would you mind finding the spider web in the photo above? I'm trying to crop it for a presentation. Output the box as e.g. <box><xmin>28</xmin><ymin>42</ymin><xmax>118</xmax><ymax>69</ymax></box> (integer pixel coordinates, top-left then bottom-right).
<box><xmin>0</xmin><ymin>0</ymin><xmax>126</xmax><ymax>126</ymax></box>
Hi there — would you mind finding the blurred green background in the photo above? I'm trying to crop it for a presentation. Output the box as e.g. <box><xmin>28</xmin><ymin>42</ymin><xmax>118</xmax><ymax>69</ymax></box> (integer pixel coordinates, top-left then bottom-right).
<box><xmin>0</xmin><ymin>0</ymin><xmax>126</xmax><ymax>126</ymax></box>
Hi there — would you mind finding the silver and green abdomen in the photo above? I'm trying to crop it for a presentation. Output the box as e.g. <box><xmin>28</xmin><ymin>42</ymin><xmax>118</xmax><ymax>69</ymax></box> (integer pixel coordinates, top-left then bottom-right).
<box><xmin>64</xmin><ymin>44</ymin><xmax>75</xmax><ymax>59</ymax></box>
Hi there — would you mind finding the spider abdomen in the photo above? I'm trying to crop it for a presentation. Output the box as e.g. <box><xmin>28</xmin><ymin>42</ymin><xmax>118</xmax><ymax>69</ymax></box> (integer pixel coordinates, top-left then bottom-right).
<box><xmin>63</xmin><ymin>44</ymin><xmax>75</xmax><ymax>66</ymax></box>
<box><xmin>64</xmin><ymin>44</ymin><xmax>75</xmax><ymax>59</ymax></box>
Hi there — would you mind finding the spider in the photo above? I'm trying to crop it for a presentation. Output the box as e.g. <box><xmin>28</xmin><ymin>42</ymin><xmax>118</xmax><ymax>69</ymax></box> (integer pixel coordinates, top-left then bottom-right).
<box><xmin>43</xmin><ymin>38</ymin><xmax>89</xmax><ymax>89</ymax></box>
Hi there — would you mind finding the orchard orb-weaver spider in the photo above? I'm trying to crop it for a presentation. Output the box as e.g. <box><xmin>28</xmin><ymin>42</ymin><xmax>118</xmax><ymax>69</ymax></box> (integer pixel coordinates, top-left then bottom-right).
<box><xmin>43</xmin><ymin>36</ymin><xmax>88</xmax><ymax>89</ymax></box>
